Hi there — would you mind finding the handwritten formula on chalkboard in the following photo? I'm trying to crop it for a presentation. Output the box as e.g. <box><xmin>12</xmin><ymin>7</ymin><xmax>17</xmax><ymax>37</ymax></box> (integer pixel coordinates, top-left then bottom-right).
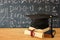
<box><xmin>0</xmin><ymin>0</ymin><xmax>59</xmax><ymax>28</ymax></box>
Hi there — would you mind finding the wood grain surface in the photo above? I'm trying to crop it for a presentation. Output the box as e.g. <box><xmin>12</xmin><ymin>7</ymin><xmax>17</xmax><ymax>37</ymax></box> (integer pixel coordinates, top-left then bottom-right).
<box><xmin>0</xmin><ymin>28</ymin><xmax>60</xmax><ymax>40</ymax></box>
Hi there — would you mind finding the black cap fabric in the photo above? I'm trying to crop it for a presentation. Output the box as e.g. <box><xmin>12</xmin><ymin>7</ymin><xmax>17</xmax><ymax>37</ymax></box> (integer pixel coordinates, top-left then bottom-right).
<box><xmin>26</xmin><ymin>14</ymin><xmax>51</xmax><ymax>29</ymax></box>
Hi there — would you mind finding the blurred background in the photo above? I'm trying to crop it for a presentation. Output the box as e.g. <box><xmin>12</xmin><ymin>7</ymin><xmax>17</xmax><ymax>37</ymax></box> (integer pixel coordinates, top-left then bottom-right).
<box><xmin>0</xmin><ymin>0</ymin><xmax>60</xmax><ymax>28</ymax></box>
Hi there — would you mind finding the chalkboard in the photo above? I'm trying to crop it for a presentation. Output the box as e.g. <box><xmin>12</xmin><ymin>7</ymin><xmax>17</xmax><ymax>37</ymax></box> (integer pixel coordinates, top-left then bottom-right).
<box><xmin>0</xmin><ymin>0</ymin><xmax>60</xmax><ymax>28</ymax></box>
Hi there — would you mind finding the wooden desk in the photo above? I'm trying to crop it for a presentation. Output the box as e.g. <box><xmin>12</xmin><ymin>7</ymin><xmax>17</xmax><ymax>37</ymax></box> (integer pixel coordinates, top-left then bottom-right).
<box><xmin>0</xmin><ymin>28</ymin><xmax>60</xmax><ymax>40</ymax></box>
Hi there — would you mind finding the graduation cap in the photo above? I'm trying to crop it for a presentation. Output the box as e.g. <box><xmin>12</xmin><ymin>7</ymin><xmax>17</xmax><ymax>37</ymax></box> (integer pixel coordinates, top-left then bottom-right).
<box><xmin>26</xmin><ymin>14</ymin><xmax>51</xmax><ymax>29</ymax></box>
<box><xmin>26</xmin><ymin>14</ymin><xmax>58</xmax><ymax>38</ymax></box>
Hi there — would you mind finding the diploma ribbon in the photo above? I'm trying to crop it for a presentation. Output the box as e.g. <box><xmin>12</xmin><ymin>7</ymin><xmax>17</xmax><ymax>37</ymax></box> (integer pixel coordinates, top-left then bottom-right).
<box><xmin>29</xmin><ymin>30</ymin><xmax>35</xmax><ymax>37</ymax></box>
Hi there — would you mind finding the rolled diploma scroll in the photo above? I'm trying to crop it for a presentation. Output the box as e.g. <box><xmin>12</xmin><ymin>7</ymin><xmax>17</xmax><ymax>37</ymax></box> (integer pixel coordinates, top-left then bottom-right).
<box><xmin>24</xmin><ymin>30</ymin><xmax>31</xmax><ymax>35</ymax></box>
<box><xmin>29</xmin><ymin>27</ymin><xmax>50</xmax><ymax>33</ymax></box>
<box><xmin>29</xmin><ymin>27</ymin><xmax>35</xmax><ymax>30</ymax></box>
<box><xmin>24</xmin><ymin>30</ymin><xmax>44</xmax><ymax>38</ymax></box>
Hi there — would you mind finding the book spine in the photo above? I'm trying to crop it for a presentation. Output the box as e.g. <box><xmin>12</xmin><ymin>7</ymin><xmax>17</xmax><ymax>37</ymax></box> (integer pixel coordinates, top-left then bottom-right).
<box><xmin>44</xmin><ymin>30</ymin><xmax>56</xmax><ymax>38</ymax></box>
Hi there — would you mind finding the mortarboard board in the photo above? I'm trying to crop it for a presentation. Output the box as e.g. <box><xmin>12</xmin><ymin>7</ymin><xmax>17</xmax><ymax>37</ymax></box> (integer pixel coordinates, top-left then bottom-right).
<box><xmin>26</xmin><ymin>14</ymin><xmax>51</xmax><ymax>29</ymax></box>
